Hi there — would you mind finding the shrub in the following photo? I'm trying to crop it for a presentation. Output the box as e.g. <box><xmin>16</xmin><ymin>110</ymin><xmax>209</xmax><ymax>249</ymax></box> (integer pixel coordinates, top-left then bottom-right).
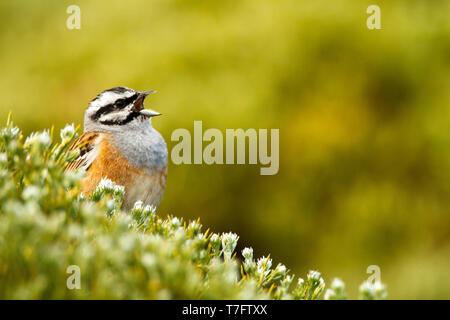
<box><xmin>0</xmin><ymin>116</ymin><xmax>387</xmax><ymax>299</ymax></box>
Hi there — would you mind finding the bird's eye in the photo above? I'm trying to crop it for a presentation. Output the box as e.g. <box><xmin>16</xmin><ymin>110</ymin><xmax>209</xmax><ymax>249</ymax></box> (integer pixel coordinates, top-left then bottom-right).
<box><xmin>115</xmin><ymin>99</ymin><xmax>126</xmax><ymax>108</ymax></box>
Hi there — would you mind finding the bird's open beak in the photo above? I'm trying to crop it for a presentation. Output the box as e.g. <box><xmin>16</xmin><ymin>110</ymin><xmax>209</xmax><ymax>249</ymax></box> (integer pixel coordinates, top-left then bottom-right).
<box><xmin>141</xmin><ymin>90</ymin><xmax>156</xmax><ymax>95</ymax></box>
<box><xmin>135</xmin><ymin>90</ymin><xmax>161</xmax><ymax>118</ymax></box>
<box><xmin>140</xmin><ymin>109</ymin><xmax>161</xmax><ymax>117</ymax></box>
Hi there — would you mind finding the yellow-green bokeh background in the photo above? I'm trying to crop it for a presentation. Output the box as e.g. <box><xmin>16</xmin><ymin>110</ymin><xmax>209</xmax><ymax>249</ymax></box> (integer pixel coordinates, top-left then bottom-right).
<box><xmin>1</xmin><ymin>0</ymin><xmax>449</xmax><ymax>299</ymax></box>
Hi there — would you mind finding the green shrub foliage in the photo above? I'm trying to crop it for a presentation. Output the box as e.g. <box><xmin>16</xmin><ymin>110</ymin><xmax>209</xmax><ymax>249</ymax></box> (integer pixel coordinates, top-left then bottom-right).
<box><xmin>0</xmin><ymin>117</ymin><xmax>386</xmax><ymax>299</ymax></box>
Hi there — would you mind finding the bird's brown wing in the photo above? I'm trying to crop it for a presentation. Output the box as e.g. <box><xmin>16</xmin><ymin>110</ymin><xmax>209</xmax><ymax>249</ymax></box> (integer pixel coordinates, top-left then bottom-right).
<box><xmin>65</xmin><ymin>132</ymin><xmax>101</xmax><ymax>171</ymax></box>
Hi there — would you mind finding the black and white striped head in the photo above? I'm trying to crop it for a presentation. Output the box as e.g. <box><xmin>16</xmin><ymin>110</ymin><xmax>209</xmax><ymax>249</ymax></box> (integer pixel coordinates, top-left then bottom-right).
<box><xmin>85</xmin><ymin>87</ymin><xmax>160</xmax><ymax>130</ymax></box>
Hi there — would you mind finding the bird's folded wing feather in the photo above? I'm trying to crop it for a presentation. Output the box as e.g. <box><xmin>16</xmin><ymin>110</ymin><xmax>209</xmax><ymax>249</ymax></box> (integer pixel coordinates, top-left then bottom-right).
<box><xmin>65</xmin><ymin>132</ymin><xmax>101</xmax><ymax>171</ymax></box>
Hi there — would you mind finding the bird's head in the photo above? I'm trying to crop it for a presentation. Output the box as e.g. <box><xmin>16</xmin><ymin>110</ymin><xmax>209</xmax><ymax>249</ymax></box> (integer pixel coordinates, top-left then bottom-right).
<box><xmin>84</xmin><ymin>86</ymin><xmax>161</xmax><ymax>131</ymax></box>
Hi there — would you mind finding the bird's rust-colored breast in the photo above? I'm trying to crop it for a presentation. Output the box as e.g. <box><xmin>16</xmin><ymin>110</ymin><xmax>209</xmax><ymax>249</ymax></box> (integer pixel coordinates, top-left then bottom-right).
<box><xmin>72</xmin><ymin>132</ymin><xmax>167</xmax><ymax>210</ymax></box>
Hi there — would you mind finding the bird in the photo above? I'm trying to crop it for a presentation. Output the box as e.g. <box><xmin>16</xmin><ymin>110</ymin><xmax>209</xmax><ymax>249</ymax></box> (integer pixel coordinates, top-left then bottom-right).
<box><xmin>66</xmin><ymin>86</ymin><xmax>168</xmax><ymax>211</ymax></box>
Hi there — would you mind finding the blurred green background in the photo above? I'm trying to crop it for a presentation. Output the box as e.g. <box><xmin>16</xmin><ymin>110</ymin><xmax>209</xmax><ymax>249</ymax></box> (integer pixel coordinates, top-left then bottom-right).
<box><xmin>1</xmin><ymin>0</ymin><xmax>449</xmax><ymax>299</ymax></box>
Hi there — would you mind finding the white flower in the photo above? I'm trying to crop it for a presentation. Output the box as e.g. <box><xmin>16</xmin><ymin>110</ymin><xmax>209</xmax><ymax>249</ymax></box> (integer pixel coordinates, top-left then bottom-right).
<box><xmin>141</xmin><ymin>253</ymin><xmax>156</xmax><ymax>268</ymax></box>
<box><xmin>133</xmin><ymin>200</ymin><xmax>144</xmax><ymax>211</ymax></box>
<box><xmin>1</xmin><ymin>126</ymin><xmax>20</xmax><ymax>138</ymax></box>
<box><xmin>143</xmin><ymin>204</ymin><xmax>155</xmax><ymax>214</ymax></box>
<box><xmin>308</xmin><ymin>270</ymin><xmax>322</xmax><ymax>282</ymax></box>
<box><xmin>275</xmin><ymin>264</ymin><xmax>287</xmax><ymax>275</ymax></box>
<box><xmin>221</xmin><ymin>232</ymin><xmax>239</xmax><ymax>249</ymax></box>
<box><xmin>221</xmin><ymin>232</ymin><xmax>239</xmax><ymax>260</ymax></box>
<box><xmin>282</xmin><ymin>275</ymin><xmax>294</xmax><ymax>287</ymax></box>
<box><xmin>373</xmin><ymin>281</ymin><xmax>387</xmax><ymax>299</ymax></box>
<box><xmin>331</xmin><ymin>278</ymin><xmax>345</xmax><ymax>291</ymax></box>
<box><xmin>25</xmin><ymin>131</ymin><xmax>52</xmax><ymax>148</ymax></box>
<box><xmin>22</xmin><ymin>185</ymin><xmax>41</xmax><ymax>200</ymax></box>
<box><xmin>60</xmin><ymin>123</ymin><xmax>75</xmax><ymax>140</ymax></box>
<box><xmin>38</xmin><ymin>131</ymin><xmax>51</xmax><ymax>146</ymax></box>
<box><xmin>359</xmin><ymin>281</ymin><xmax>386</xmax><ymax>299</ymax></box>
<box><xmin>256</xmin><ymin>256</ymin><xmax>272</xmax><ymax>275</ymax></box>
<box><xmin>113</xmin><ymin>185</ymin><xmax>125</xmax><ymax>195</ymax></box>
<box><xmin>106</xmin><ymin>199</ymin><xmax>115</xmax><ymax>211</ymax></box>
<box><xmin>242</xmin><ymin>247</ymin><xmax>253</xmax><ymax>260</ymax></box>
<box><xmin>171</xmin><ymin>217</ymin><xmax>181</xmax><ymax>227</ymax></box>
<box><xmin>98</xmin><ymin>178</ymin><xmax>115</xmax><ymax>191</ymax></box>
<box><xmin>324</xmin><ymin>289</ymin><xmax>333</xmax><ymax>300</ymax></box>
<box><xmin>373</xmin><ymin>281</ymin><xmax>383</xmax><ymax>291</ymax></box>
